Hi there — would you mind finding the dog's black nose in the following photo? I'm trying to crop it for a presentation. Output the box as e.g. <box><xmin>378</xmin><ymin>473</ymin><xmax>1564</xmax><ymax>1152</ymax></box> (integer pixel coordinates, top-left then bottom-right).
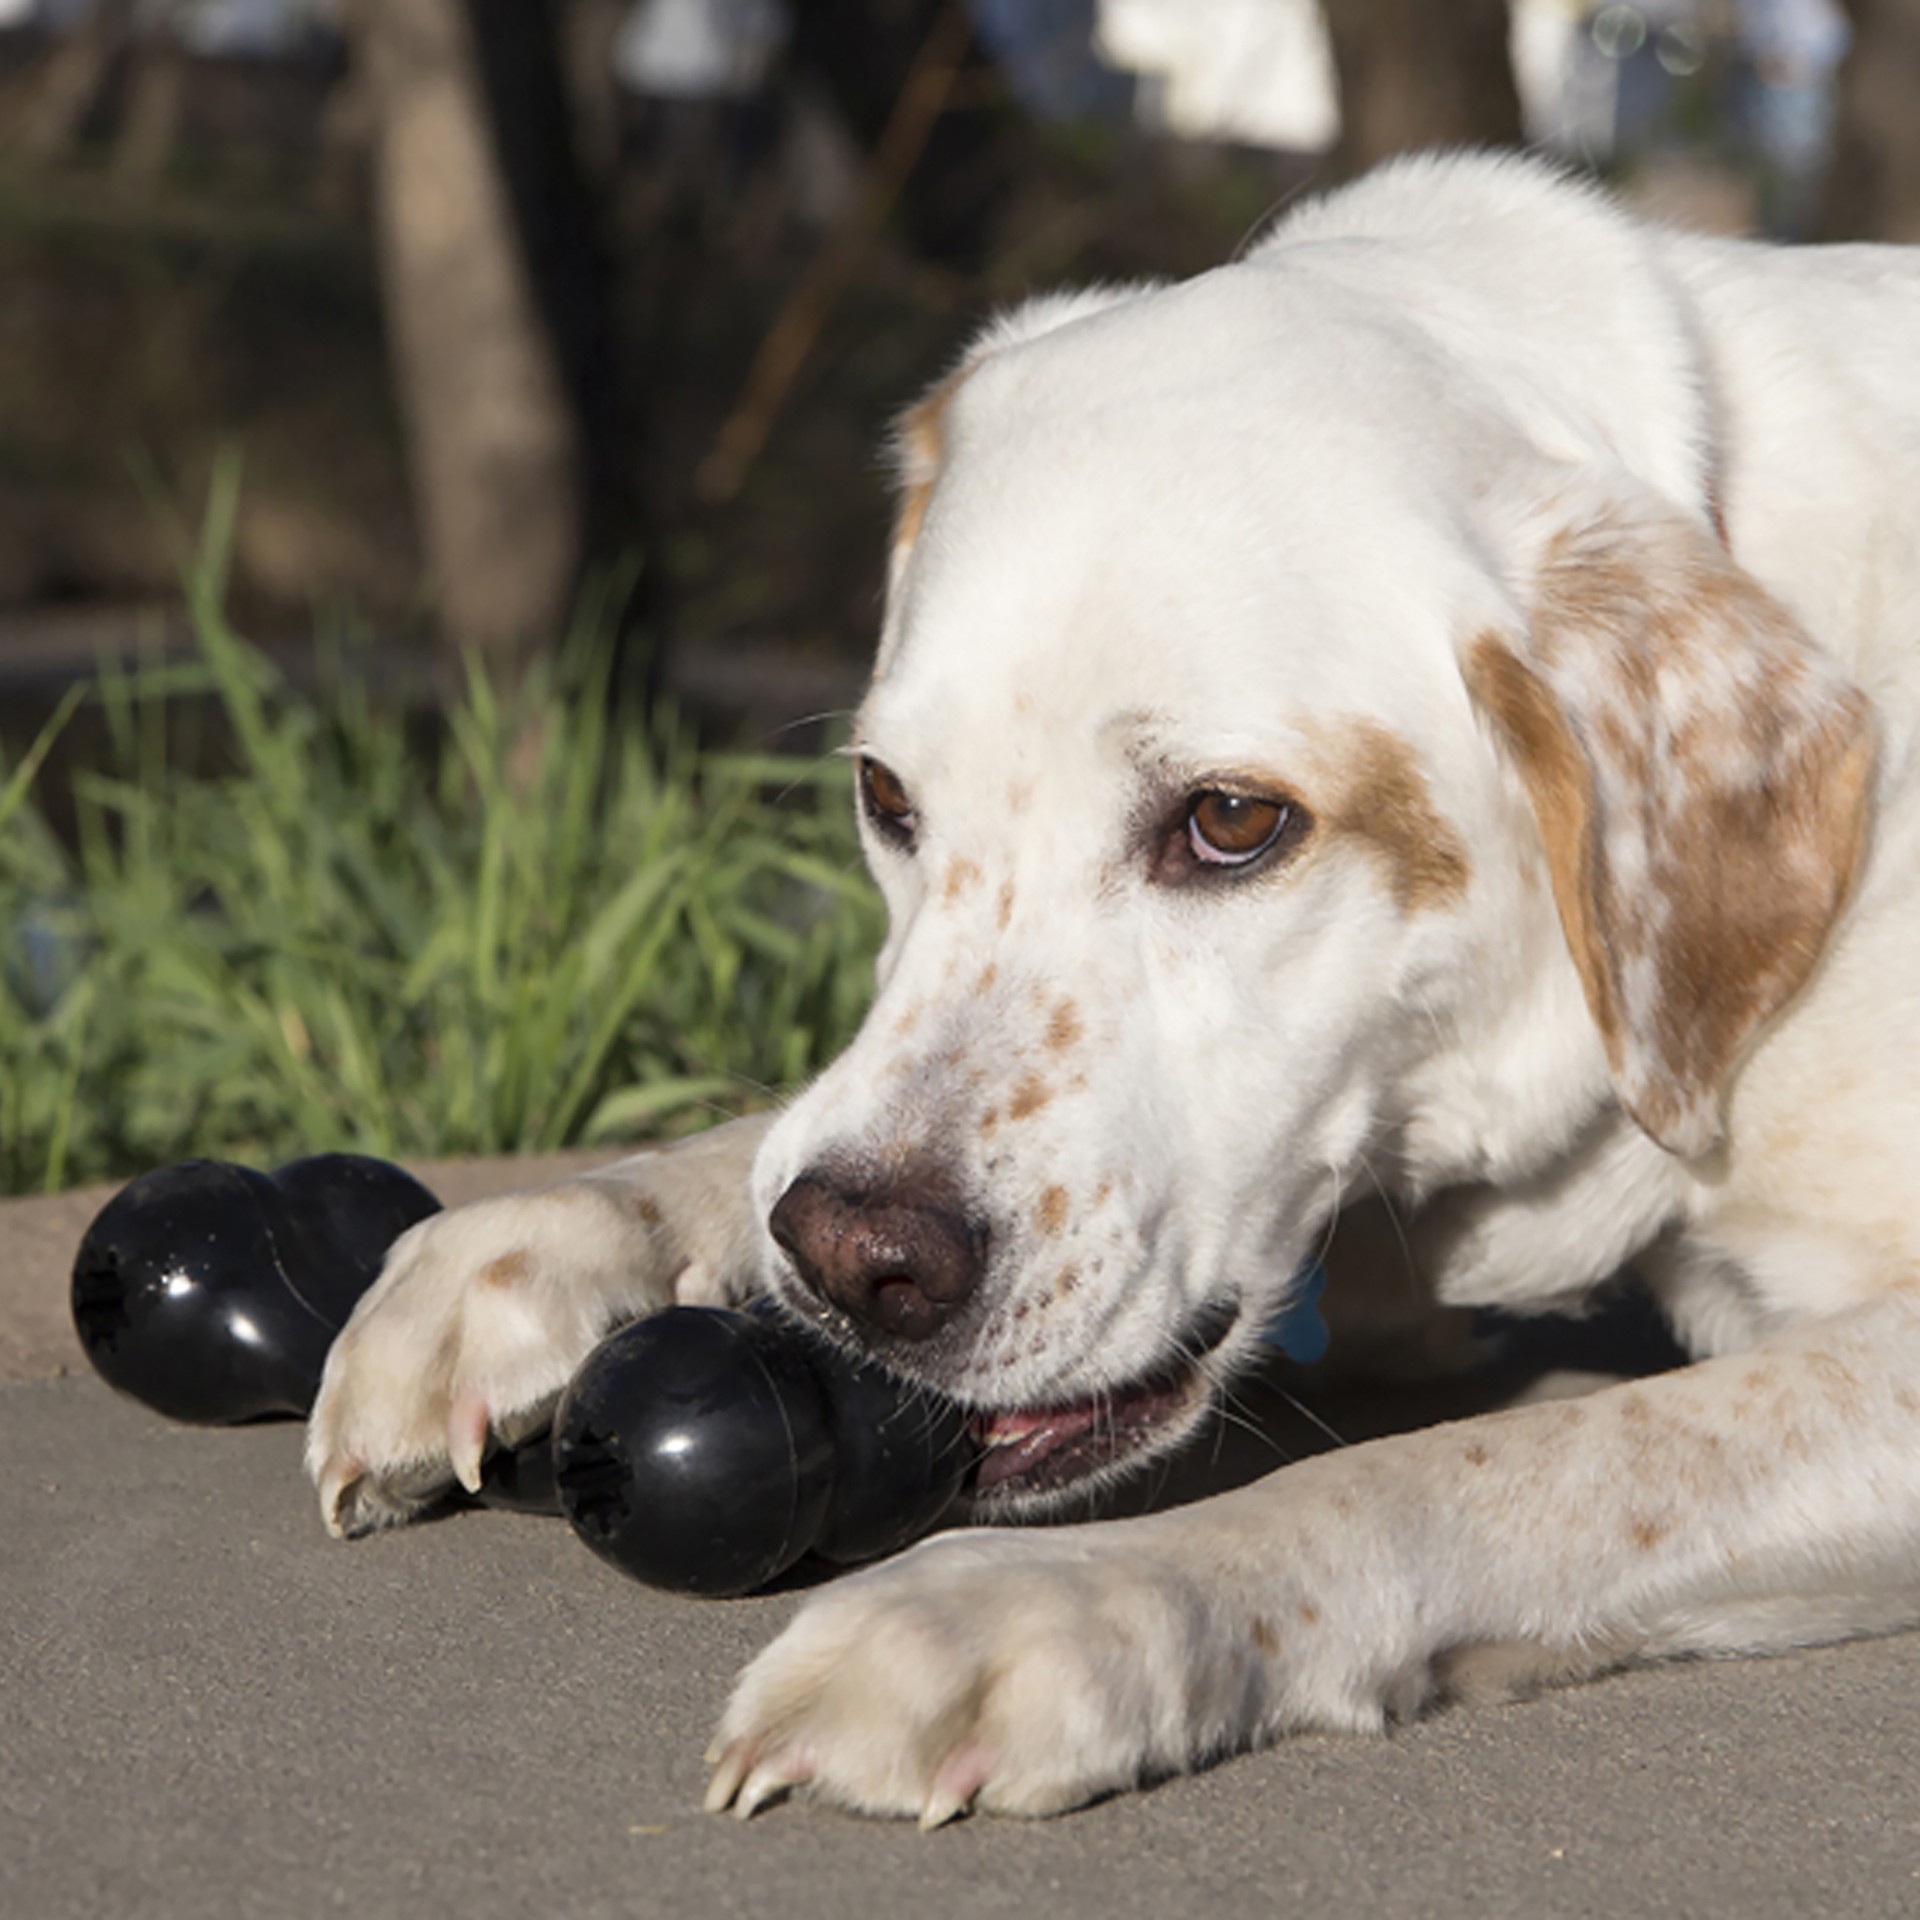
<box><xmin>769</xmin><ymin>1169</ymin><xmax>987</xmax><ymax>1342</ymax></box>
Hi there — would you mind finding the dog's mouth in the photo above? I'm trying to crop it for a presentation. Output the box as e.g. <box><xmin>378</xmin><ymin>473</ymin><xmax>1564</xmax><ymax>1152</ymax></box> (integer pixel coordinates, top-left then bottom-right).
<box><xmin>963</xmin><ymin>1300</ymin><xmax>1238</xmax><ymax>1503</ymax></box>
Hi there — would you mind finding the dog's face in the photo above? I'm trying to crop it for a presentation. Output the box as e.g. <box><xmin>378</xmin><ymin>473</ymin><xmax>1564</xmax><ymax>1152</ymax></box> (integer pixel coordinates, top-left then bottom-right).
<box><xmin>751</xmin><ymin>270</ymin><xmax>1874</xmax><ymax>1511</ymax></box>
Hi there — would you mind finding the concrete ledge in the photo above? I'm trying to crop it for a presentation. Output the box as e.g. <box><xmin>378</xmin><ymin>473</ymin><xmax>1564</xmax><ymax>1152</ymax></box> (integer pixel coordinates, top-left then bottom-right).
<box><xmin>6</xmin><ymin>1161</ymin><xmax>1919</xmax><ymax>1916</ymax></box>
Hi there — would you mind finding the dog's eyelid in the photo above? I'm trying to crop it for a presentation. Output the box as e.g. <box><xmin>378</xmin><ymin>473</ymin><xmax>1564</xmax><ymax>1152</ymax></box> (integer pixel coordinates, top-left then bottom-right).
<box><xmin>858</xmin><ymin>754</ymin><xmax>919</xmax><ymax>850</ymax></box>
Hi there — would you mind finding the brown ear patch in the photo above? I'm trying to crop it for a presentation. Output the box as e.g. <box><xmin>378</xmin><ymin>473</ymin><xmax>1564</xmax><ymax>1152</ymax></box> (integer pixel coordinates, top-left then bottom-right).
<box><xmin>1462</xmin><ymin>634</ymin><xmax>1620</xmax><ymax>1042</ymax></box>
<box><xmin>889</xmin><ymin>367</ymin><xmax>972</xmax><ymax>569</ymax></box>
<box><xmin>1465</xmin><ymin>500</ymin><xmax>1876</xmax><ymax>1155</ymax></box>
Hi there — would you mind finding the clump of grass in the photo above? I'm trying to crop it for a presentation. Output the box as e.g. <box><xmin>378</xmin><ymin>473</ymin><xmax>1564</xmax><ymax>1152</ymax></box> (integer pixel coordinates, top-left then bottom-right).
<box><xmin>0</xmin><ymin>471</ymin><xmax>883</xmax><ymax>1194</ymax></box>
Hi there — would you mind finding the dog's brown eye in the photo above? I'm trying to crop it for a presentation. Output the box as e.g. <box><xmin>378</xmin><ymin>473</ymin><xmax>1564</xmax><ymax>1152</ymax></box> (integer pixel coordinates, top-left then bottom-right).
<box><xmin>859</xmin><ymin>757</ymin><xmax>917</xmax><ymax>844</ymax></box>
<box><xmin>1187</xmin><ymin>791</ymin><xmax>1288</xmax><ymax>866</ymax></box>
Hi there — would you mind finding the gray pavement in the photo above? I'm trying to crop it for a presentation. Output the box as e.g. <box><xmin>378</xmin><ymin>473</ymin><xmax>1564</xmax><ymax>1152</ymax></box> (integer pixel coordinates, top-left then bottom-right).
<box><xmin>6</xmin><ymin>1168</ymin><xmax>1920</xmax><ymax>1918</ymax></box>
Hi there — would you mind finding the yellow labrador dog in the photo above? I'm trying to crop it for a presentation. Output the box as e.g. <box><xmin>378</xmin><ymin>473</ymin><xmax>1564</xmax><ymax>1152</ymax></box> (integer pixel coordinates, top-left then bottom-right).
<box><xmin>309</xmin><ymin>153</ymin><xmax>1920</xmax><ymax>1825</ymax></box>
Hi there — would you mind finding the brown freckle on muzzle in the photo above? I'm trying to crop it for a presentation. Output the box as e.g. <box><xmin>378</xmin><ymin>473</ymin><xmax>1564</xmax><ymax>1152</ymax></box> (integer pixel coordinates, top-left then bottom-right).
<box><xmin>996</xmin><ymin>880</ymin><xmax>1016</xmax><ymax>930</ymax></box>
<box><xmin>1045</xmin><ymin>999</ymin><xmax>1082</xmax><ymax>1053</ymax></box>
<box><xmin>943</xmin><ymin>857</ymin><xmax>982</xmax><ymax>902</ymax></box>
<box><xmin>1036</xmin><ymin>1185</ymin><xmax>1069</xmax><ymax>1236</ymax></box>
<box><xmin>1052</xmin><ymin>1266</ymin><xmax>1079</xmax><ymax>1300</ymax></box>
<box><xmin>1009</xmin><ymin>1073</ymin><xmax>1053</xmax><ymax>1121</ymax></box>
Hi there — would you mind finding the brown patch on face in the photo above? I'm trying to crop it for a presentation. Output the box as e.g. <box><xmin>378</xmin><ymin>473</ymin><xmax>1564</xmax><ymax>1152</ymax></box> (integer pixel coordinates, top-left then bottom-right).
<box><xmin>1008</xmin><ymin>1073</ymin><xmax>1053</xmax><ymax>1121</ymax></box>
<box><xmin>635</xmin><ymin>1197</ymin><xmax>663</xmax><ymax>1228</ymax></box>
<box><xmin>1036</xmin><ymin>1185</ymin><xmax>1069</xmax><ymax>1237</ymax></box>
<box><xmin>996</xmin><ymin>879</ymin><xmax>1015</xmax><ymax>931</ymax></box>
<box><xmin>943</xmin><ymin>857</ymin><xmax>982</xmax><ymax>902</ymax></box>
<box><xmin>979</xmin><ymin>1105</ymin><xmax>1001</xmax><ymax>1136</ymax></box>
<box><xmin>1252</xmin><ymin>1617</ymin><xmax>1280</xmax><ymax>1654</ymax></box>
<box><xmin>1051</xmin><ymin>1266</ymin><xmax>1080</xmax><ymax>1300</ymax></box>
<box><xmin>479</xmin><ymin>1252</ymin><xmax>530</xmax><ymax>1289</ymax></box>
<box><xmin>1629</xmin><ymin>1515</ymin><xmax>1667</xmax><ymax>1551</ymax></box>
<box><xmin>1313</xmin><ymin>719</ymin><xmax>1472</xmax><ymax>913</ymax></box>
<box><xmin>1463</xmin><ymin>1441</ymin><xmax>1491</xmax><ymax>1467</ymax></box>
<box><xmin>1465</xmin><ymin>498</ymin><xmax>1877</xmax><ymax>1155</ymax></box>
<box><xmin>1044</xmin><ymin>999</ymin><xmax>1082</xmax><ymax>1053</ymax></box>
<box><xmin>1297</xmin><ymin>1602</ymin><xmax>1321</xmax><ymax>1628</ymax></box>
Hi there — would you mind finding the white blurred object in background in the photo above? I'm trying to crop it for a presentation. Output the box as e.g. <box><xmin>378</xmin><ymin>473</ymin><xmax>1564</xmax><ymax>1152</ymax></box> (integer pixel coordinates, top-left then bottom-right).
<box><xmin>1097</xmin><ymin>0</ymin><xmax>1340</xmax><ymax>149</ymax></box>
<box><xmin>616</xmin><ymin>0</ymin><xmax>790</xmax><ymax>100</ymax></box>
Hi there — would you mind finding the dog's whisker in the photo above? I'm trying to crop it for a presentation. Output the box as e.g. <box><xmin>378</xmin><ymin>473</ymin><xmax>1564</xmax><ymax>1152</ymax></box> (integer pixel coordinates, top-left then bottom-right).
<box><xmin>1268</xmin><ymin>1385</ymin><xmax>1349</xmax><ymax>1453</ymax></box>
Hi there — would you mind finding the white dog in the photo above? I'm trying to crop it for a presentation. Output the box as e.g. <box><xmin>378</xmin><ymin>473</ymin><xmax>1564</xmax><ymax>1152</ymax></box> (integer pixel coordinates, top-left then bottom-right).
<box><xmin>308</xmin><ymin>152</ymin><xmax>1920</xmax><ymax>1826</ymax></box>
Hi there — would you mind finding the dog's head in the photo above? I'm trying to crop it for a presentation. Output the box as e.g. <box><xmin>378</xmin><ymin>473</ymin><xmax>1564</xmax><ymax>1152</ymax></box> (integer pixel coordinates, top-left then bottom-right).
<box><xmin>750</xmin><ymin>239</ymin><xmax>1874</xmax><ymax>1511</ymax></box>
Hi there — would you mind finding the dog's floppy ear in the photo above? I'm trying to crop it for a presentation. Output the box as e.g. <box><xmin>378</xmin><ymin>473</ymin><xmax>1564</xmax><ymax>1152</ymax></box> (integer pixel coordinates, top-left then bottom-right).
<box><xmin>1463</xmin><ymin>494</ymin><xmax>1876</xmax><ymax>1158</ymax></box>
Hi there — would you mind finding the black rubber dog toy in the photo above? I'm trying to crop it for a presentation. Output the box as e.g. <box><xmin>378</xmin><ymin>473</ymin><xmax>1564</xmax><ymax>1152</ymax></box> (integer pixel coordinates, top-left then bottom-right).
<box><xmin>552</xmin><ymin>1305</ymin><xmax>975</xmax><ymax>1597</ymax></box>
<box><xmin>71</xmin><ymin>1154</ymin><xmax>442</xmax><ymax>1424</ymax></box>
<box><xmin>71</xmin><ymin>1153</ymin><xmax>973</xmax><ymax>1590</ymax></box>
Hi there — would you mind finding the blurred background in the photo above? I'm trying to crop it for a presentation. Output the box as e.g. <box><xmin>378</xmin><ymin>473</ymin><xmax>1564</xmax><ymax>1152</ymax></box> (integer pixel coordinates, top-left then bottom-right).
<box><xmin>1</xmin><ymin>0</ymin><xmax>1912</xmax><ymax>733</ymax></box>
<box><xmin>2</xmin><ymin>0</ymin><xmax>1916</xmax><ymax>1191</ymax></box>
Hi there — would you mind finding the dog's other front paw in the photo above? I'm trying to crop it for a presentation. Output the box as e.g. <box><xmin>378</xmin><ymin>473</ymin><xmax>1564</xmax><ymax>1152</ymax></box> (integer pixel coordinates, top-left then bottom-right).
<box><xmin>705</xmin><ymin>1527</ymin><xmax>1267</xmax><ymax>1825</ymax></box>
<box><xmin>304</xmin><ymin>1132</ymin><xmax>775</xmax><ymax>1539</ymax></box>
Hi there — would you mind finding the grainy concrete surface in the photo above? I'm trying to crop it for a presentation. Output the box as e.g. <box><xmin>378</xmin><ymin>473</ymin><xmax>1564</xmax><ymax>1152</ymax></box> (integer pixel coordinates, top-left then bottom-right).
<box><xmin>5</xmin><ymin>1165</ymin><xmax>1919</xmax><ymax>1919</ymax></box>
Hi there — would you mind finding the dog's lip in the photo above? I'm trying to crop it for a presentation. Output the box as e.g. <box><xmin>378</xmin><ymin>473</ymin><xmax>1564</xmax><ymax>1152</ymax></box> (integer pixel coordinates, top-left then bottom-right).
<box><xmin>965</xmin><ymin>1300</ymin><xmax>1237</xmax><ymax>1497</ymax></box>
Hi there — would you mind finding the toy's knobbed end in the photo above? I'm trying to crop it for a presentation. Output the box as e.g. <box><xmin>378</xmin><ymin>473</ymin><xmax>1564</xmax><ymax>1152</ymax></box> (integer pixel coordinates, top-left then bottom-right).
<box><xmin>69</xmin><ymin>1153</ymin><xmax>441</xmax><ymax>1426</ymax></box>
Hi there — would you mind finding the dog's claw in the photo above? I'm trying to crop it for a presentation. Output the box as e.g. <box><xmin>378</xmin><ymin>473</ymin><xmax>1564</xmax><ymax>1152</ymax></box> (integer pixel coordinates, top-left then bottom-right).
<box><xmin>705</xmin><ymin>1740</ymin><xmax>811</xmax><ymax>1821</ymax></box>
<box><xmin>448</xmin><ymin>1389</ymin><xmax>490</xmax><ymax>1495</ymax></box>
<box><xmin>702</xmin><ymin>1741</ymin><xmax>754</xmax><ymax>1815</ymax></box>
<box><xmin>917</xmin><ymin>1785</ymin><xmax>971</xmax><ymax>1832</ymax></box>
<box><xmin>731</xmin><ymin>1762</ymin><xmax>802</xmax><ymax>1821</ymax></box>
<box><xmin>920</xmin><ymin>1744</ymin><xmax>989</xmax><ymax>1830</ymax></box>
<box><xmin>317</xmin><ymin>1457</ymin><xmax>363</xmax><ymax>1540</ymax></box>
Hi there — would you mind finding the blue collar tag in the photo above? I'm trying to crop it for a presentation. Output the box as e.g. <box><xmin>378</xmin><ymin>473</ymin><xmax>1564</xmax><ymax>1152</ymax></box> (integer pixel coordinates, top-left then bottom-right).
<box><xmin>1261</xmin><ymin>1259</ymin><xmax>1329</xmax><ymax>1365</ymax></box>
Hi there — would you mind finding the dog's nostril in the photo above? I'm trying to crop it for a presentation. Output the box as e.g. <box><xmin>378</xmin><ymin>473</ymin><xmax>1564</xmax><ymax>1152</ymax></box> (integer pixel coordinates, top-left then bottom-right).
<box><xmin>769</xmin><ymin>1170</ymin><xmax>985</xmax><ymax>1343</ymax></box>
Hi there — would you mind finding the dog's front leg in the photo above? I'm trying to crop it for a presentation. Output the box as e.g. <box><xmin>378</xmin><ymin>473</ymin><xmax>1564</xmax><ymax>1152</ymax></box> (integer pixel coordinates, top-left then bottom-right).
<box><xmin>708</xmin><ymin>1286</ymin><xmax>1920</xmax><ymax>1824</ymax></box>
<box><xmin>307</xmin><ymin>1114</ymin><xmax>775</xmax><ymax>1536</ymax></box>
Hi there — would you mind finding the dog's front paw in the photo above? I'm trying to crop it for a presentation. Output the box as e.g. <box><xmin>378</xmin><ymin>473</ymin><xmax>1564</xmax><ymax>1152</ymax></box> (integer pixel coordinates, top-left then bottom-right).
<box><xmin>306</xmin><ymin>1180</ymin><xmax>683</xmax><ymax>1537</ymax></box>
<box><xmin>705</xmin><ymin>1527</ymin><xmax>1264</xmax><ymax>1825</ymax></box>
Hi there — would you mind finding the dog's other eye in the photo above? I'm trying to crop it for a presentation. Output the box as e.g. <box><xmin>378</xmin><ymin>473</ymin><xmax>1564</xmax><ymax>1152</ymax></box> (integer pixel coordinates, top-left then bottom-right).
<box><xmin>859</xmin><ymin>757</ymin><xmax>917</xmax><ymax>847</ymax></box>
<box><xmin>1187</xmin><ymin>791</ymin><xmax>1290</xmax><ymax>866</ymax></box>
